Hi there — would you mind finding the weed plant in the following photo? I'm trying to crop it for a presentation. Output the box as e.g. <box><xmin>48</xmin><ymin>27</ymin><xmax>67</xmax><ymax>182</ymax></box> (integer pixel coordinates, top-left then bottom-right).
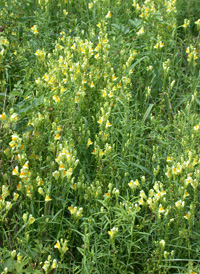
<box><xmin>0</xmin><ymin>0</ymin><xmax>200</xmax><ymax>273</ymax></box>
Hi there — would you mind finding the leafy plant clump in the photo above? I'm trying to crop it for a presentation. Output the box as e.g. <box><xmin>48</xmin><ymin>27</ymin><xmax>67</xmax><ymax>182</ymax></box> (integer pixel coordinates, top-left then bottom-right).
<box><xmin>0</xmin><ymin>0</ymin><xmax>200</xmax><ymax>273</ymax></box>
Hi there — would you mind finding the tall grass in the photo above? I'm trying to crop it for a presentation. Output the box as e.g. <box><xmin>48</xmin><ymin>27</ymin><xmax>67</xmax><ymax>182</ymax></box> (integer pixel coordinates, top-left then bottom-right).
<box><xmin>0</xmin><ymin>0</ymin><xmax>200</xmax><ymax>273</ymax></box>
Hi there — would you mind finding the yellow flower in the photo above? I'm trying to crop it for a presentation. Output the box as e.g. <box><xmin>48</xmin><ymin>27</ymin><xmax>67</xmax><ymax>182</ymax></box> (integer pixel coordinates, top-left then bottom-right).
<box><xmin>195</xmin><ymin>19</ymin><xmax>200</xmax><ymax>26</ymax></box>
<box><xmin>108</xmin><ymin>227</ymin><xmax>118</xmax><ymax>239</ymax></box>
<box><xmin>42</xmin><ymin>261</ymin><xmax>50</xmax><ymax>272</ymax></box>
<box><xmin>17</xmin><ymin>253</ymin><xmax>22</xmax><ymax>262</ymax></box>
<box><xmin>52</xmin><ymin>259</ymin><xmax>57</xmax><ymax>269</ymax></box>
<box><xmin>160</xmin><ymin>42</ymin><xmax>164</xmax><ymax>48</ymax></box>
<box><xmin>63</xmin><ymin>9</ymin><xmax>68</xmax><ymax>15</ymax></box>
<box><xmin>108</xmin><ymin>230</ymin><xmax>113</xmax><ymax>237</ymax></box>
<box><xmin>38</xmin><ymin>187</ymin><xmax>44</xmax><ymax>195</ymax></box>
<box><xmin>139</xmin><ymin>198</ymin><xmax>144</xmax><ymax>205</ymax></box>
<box><xmin>17</xmin><ymin>183</ymin><xmax>21</xmax><ymax>191</ymax></box>
<box><xmin>29</xmin><ymin>215</ymin><xmax>35</xmax><ymax>224</ymax></box>
<box><xmin>87</xmin><ymin>139</ymin><xmax>93</xmax><ymax>146</ymax></box>
<box><xmin>137</xmin><ymin>27</ymin><xmax>144</xmax><ymax>36</ymax></box>
<box><xmin>13</xmin><ymin>192</ymin><xmax>19</xmax><ymax>201</ymax></box>
<box><xmin>23</xmin><ymin>161</ymin><xmax>29</xmax><ymax>169</ymax></box>
<box><xmin>59</xmin><ymin>164</ymin><xmax>65</xmax><ymax>170</ymax></box>
<box><xmin>45</xmin><ymin>196</ymin><xmax>51</xmax><ymax>202</ymax></box>
<box><xmin>55</xmin><ymin>133</ymin><xmax>61</xmax><ymax>140</ymax></box>
<box><xmin>194</xmin><ymin>125</ymin><xmax>199</xmax><ymax>131</ymax></box>
<box><xmin>106</xmin><ymin>121</ymin><xmax>111</xmax><ymax>128</ymax></box>
<box><xmin>31</xmin><ymin>25</ymin><xmax>38</xmax><ymax>34</ymax></box>
<box><xmin>90</xmin><ymin>82</ymin><xmax>95</xmax><ymax>88</ymax></box>
<box><xmin>98</xmin><ymin>117</ymin><xmax>103</xmax><ymax>124</ymax></box>
<box><xmin>0</xmin><ymin>113</ymin><xmax>6</xmax><ymax>120</ymax></box>
<box><xmin>154</xmin><ymin>43</ymin><xmax>159</xmax><ymax>49</ymax></box>
<box><xmin>159</xmin><ymin>204</ymin><xmax>164</xmax><ymax>213</ymax></box>
<box><xmin>53</xmin><ymin>95</ymin><xmax>60</xmax><ymax>103</ymax></box>
<box><xmin>12</xmin><ymin>166</ymin><xmax>19</xmax><ymax>176</ymax></box>
<box><xmin>184</xmin><ymin>212</ymin><xmax>191</xmax><ymax>220</ymax></box>
<box><xmin>54</xmin><ymin>242</ymin><xmax>61</xmax><ymax>250</ymax></box>
<box><xmin>53</xmin><ymin>170</ymin><xmax>60</xmax><ymax>180</ymax></box>
<box><xmin>175</xmin><ymin>200</ymin><xmax>184</xmax><ymax>208</ymax></box>
<box><xmin>106</xmin><ymin>11</ymin><xmax>111</xmax><ymax>18</ymax></box>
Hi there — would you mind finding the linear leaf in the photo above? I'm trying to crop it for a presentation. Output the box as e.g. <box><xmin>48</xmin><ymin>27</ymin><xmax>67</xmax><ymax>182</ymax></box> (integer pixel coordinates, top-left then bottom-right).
<box><xmin>142</xmin><ymin>104</ymin><xmax>154</xmax><ymax>123</ymax></box>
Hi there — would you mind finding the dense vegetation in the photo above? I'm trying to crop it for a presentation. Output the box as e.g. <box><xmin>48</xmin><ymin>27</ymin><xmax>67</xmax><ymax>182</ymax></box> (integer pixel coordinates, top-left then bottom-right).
<box><xmin>0</xmin><ymin>0</ymin><xmax>200</xmax><ymax>273</ymax></box>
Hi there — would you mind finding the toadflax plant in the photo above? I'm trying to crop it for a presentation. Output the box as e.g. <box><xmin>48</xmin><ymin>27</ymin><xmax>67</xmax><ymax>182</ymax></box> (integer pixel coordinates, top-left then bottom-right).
<box><xmin>0</xmin><ymin>0</ymin><xmax>200</xmax><ymax>273</ymax></box>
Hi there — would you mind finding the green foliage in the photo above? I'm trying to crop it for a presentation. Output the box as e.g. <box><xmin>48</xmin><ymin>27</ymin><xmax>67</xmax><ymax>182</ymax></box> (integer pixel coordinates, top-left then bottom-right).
<box><xmin>0</xmin><ymin>0</ymin><xmax>200</xmax><ymax>273</ymax></box>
